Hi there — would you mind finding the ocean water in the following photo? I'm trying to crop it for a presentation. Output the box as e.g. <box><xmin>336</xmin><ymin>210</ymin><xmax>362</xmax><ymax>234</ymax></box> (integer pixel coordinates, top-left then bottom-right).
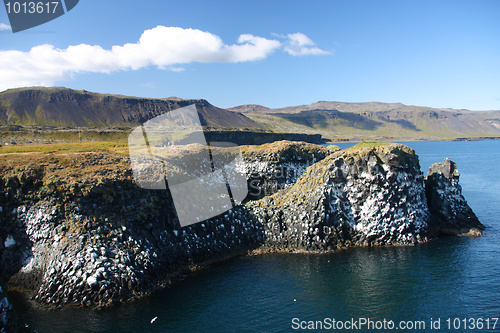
<box><xmin>9</xmin><ymin>140</ymin><xmax>500</xmax><ymax>333</ymax></box>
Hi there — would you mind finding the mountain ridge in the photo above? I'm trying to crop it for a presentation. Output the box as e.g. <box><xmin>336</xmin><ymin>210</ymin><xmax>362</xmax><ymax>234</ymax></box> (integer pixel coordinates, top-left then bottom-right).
<box><xmin>1</xmin><ymin>87</ymin><xmax>499</xmax><ymax>139</ymax></box>
<box><xmin>227</xmin><ymin>104</ymin><xmax>270</xmax><ymax>113</ymax></box>
<box><xmin>0</xmin><ymin>87</ymin><xmax>261</xmax><ymax>129</ymax></box>
<box><xmin>232</xmin><ymin>100</ymin><xmax>499</xmax><ymax>114</ymax></box>
<box><xmin>232</xmin><ymin>100</ymin><xmax>500</xmax><ymax>139</ymax></box>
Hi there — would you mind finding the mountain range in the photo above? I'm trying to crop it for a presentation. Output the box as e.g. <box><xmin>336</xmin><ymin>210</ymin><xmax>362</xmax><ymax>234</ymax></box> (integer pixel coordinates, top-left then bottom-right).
<box><xmin>231</xmin><ymin>101</ymin><xmax>500</xmax><ymax>139</ymax></box>
<box><xmin>1</xmin><ymin>87</ymin><xmax>499</xmax><ymax>140</ymax></box>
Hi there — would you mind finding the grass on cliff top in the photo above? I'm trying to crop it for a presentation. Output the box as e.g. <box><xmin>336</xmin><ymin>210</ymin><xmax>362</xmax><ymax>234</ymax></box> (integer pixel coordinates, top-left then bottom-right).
<box><xmin>0</xmin><ymin>141</ymin><xmax>129</xmax><ymax>155</ymax></box>
<box><xmin>0</xmin><ymin>140</ymin><xmax>391</xmax><ymax>157</ymax></box>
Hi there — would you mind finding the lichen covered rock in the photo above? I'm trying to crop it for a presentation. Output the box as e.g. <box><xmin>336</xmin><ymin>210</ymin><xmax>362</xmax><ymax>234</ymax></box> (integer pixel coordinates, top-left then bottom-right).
<box><xmin>248</xmin><ymin>144</ymin><xmax>430</xmax><ymax>250</ymax></box>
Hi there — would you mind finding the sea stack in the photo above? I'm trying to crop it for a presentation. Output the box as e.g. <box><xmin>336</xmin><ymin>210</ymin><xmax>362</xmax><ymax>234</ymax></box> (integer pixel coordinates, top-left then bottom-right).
<box><xmin>425</xmin><ymin>158</ymin><xmax>484</xmax><ymax>236</ymax></box>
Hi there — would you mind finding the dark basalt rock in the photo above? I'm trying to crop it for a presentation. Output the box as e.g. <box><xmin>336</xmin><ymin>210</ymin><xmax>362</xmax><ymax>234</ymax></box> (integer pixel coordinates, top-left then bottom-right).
<box><xmin>425</xmin><ymin>158</ymin><xmax>484</xmax><ymax>236</ymax></box>
<box><xmin>0</xmin><ymin>142</ymin><xmax>484</xmax><ymax>310</ymax></box>
<box><xmin>0</xmin><ymin>282</ymin><xmax>26</xmax><ymax>333</ymax></box>
<box><xmin>248</xmin><ymin>144</ymin><xmax>430</xmax><ymax>251</ymax></box>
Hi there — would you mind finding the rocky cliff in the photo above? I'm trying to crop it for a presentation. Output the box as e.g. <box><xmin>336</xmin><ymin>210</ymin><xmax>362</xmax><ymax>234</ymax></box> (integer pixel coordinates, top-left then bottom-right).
<box><xmin>248</xmin><ymin>144</ymin><xmax>483</xmax><ymax>252</ymax></box>
<box><xmin>0</xmin><ymin>142</ymin><xmax>483</xmax><ymax>318</ymax></box>
<box><xmin>248</xmin><ymin>144</ymin><xmax>430</xmax><ymax>250</ymax></box>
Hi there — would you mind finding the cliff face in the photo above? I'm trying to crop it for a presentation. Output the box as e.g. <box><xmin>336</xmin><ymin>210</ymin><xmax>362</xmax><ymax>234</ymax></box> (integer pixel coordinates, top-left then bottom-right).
<box><xmin>0</xmin><ymin>152</ymin><xmax>262</xmax><ymax>308</ymax></box>
<box><xmin>248</xmin><ymin>144</ymin><xmax>430</xmax><ymax>251</ymax></box>
<box><xmin>0</xmin><ymin>142</ymin><xmax>483</xmax><ymax>311</ymax></box>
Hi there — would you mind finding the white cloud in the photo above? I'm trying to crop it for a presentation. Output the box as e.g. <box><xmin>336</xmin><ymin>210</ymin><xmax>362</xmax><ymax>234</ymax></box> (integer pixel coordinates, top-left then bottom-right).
<box><xmin>110</xmin><ymin>27</ymin><xmax>282</xmax><ymax>68</ymax></box>
<box><xmin>0</xmin><ymin>26</ymin><xmax>328</xmax><ymax>91</ymax></box>
<box><xmin>284</xmin><ymin>32</ymin><xmax>331</xmax><ymax>56</ymax></box>
<box><xmin>168</xmin><ymin>66</ymin><xmax>186</xmax><ymax>72</ymax></box>
<box><xmin>0</xmin><ymin>23</ymin><xmax>11</xmax><ymax>31</ymax></box>
<box><xmin>271</xmin><ymin>32</ymin><xmax>286</xmax><ymax>39</ymax></box>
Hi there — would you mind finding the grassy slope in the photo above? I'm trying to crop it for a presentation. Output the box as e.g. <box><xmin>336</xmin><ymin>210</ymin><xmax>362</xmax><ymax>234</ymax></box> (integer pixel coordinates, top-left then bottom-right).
<box><xmin>245</xmin><ymin>108</ymin><xmax>500</xmax><ymax>140</ymax></box>
<box><xmin>0</xmin><ymin>141</ymin><xmax>129</xmax><ymax>155</ymax></box>
<box><xmin>0</xmin><ymin>87</ymin><xmax>260</xmax><ymax>129</ymax></box>
<box><xmin>246</xmin><ymin>112</ymin><xmax>427</xmax><ymax>139</ymax></box>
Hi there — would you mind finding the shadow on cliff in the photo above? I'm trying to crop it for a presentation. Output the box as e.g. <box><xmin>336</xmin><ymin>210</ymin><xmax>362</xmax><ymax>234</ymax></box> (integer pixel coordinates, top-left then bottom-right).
<box><xmin>59</xmin><ymin>178</ymin><xmax>267</xmax><ymax>305</ymax></box>
<box><xmin>275</xmin><ymin>110</ymin><xmax>384</xmax><ymax>131</ymax></box>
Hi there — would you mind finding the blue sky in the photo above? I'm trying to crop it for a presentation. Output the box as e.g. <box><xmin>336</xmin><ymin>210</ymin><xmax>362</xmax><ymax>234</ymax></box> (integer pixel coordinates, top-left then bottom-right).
<box><xmin>1</xmin><ymin>0</ymin><xmax>499</xmax><ymax>110</ymax></box>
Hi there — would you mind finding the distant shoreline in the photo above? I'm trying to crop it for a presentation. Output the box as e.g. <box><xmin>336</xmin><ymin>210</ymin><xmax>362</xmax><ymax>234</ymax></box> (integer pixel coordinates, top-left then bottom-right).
<box><xmin>324</xmin><ymin>136</ymin><xmax>500</xmax><ymax>144</ymax></box>
<box><xmin>2</xmin><ymin>125</ymin><xmax>499</xmax><ymax>149</ymax></box>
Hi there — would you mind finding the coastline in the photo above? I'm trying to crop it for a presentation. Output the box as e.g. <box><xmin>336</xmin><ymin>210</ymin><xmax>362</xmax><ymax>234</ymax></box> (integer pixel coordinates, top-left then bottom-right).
<box><xmin>0</xmin><ymin>141</ymin><xmax>484</xmax><ymax>314</ymax></box>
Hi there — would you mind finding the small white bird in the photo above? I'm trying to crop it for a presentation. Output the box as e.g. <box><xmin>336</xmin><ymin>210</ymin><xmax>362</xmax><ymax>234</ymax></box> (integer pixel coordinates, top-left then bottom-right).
<box><xmin>151</xmin><ymin>316</ymin><xmax>158</xmax><ymax>324</ymax></box>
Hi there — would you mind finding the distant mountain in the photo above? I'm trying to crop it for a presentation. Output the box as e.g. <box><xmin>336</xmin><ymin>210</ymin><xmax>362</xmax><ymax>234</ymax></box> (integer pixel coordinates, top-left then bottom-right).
<box><xmin>2</xmin><ymin>88</ymin><xmax>499</xmax><ymax>140</ymax></box>
<box><xmin>228</xmin><ymin>104</ymin><xmax>270</xmax><ymax>113</ymax></box>
<box><xmin>241</xmin><ymin>101</ymin><xmax>500</xmax><ymax>139</ymax></box>
<box><xmin>0</xmin><ymin>87</ymin><xmax>261</xmax><ymax>129</ymax></box>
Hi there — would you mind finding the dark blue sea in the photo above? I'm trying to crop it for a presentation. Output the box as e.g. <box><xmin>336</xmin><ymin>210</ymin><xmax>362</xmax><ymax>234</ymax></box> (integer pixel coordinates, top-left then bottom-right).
<box><xmin>10</xmin><ymin>141</ymin><xmax>500</xmax><ymax>332</ymax></box>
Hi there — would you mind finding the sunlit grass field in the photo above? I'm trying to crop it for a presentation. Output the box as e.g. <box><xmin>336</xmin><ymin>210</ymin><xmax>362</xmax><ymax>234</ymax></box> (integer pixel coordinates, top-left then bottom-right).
<box><xmin>0</xmin><ymin>141</ymin><xmax>130</xmax><ymax>155</ymax></box>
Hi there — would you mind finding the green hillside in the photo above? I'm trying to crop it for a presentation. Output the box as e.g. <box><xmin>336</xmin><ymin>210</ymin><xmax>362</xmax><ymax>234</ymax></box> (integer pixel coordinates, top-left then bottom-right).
<box><xmin>0</xmin><ymin>87</ymin><xmax>261</xmax><ymax>130</ymax></box>
<box><xmin>242</xmin><ymin>101</ymin><xmax>500</xmax><ymax>140</ymax></box>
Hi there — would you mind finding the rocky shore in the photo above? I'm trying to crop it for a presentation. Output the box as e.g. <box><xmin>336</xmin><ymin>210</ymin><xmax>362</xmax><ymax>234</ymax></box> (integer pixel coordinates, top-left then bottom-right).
<box><xmin>0</xmin><ymin>141</ymin><xmax>483</xmax><ymax>330</ymax></box>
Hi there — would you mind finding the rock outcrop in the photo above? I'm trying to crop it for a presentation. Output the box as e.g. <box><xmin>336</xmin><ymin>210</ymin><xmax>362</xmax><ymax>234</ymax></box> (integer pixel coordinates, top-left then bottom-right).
<box><xmin>425</xmin><ymin>158</ymin><xmax>484</xmax><ymax>236</ymax></box>
<box><xmin>0</xmin><ymin>142</ymin><xmax>483</xmax><ymax>311</ymax></box>
<box><xmin>248</xmin><ymin>144</ymin><xmax>430</xmax><ymax>251</ymax></box>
